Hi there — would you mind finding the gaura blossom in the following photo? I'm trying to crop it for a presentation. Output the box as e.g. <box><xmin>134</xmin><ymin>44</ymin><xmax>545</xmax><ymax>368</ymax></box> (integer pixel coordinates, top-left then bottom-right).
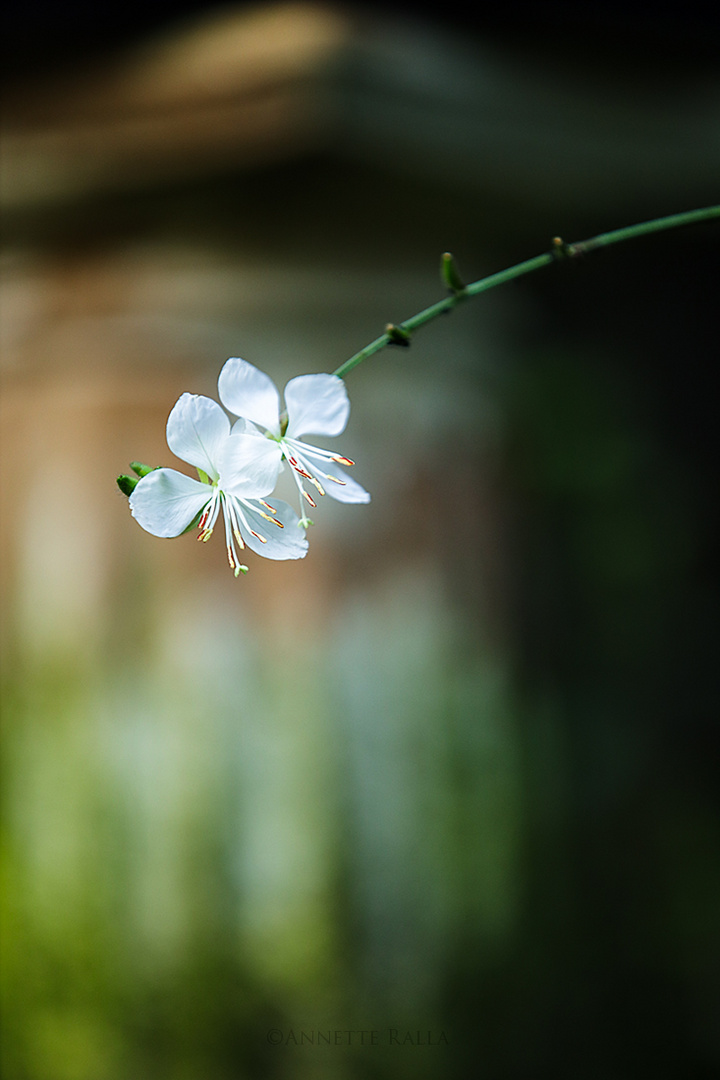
<box><xmin>217</xmin><ymin>357</ymin><xmax>370</xmax><ymax>526</ymax></box>
<box><xmin>129</xmin><ymin>393</ymin><xmax>308</xmax><ymax>575</ymax></box>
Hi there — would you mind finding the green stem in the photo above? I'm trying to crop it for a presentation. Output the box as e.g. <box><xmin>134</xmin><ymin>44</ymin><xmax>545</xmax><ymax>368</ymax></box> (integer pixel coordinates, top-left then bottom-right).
<box><xmin>332</xmin><ymin>205</ymin><xmax>720</xmax><ymax>379</ymax></box>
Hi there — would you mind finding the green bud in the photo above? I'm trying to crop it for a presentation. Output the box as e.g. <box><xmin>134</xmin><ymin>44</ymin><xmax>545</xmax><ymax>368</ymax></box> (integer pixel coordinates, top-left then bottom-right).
<box><xmin>117</xmin><ymin>474</ymin><xmax>139</xmax><ymax>497</ymax></box>
<box><xmin>119</xmin><ymin>461</ymin><xmax>161</xmax><ymax>497</ymax></box>
<box><xmin>385</xmin><ymin>323</ymin><xmax>411</xmax><ymax>347</ymax></box>
<box><xmin>551</xmin><ymin>236</ymin><xmax>569</xmax><ymax>259</ymax></box>
<box><xmin>441</xmin><ymin>252</ymin><xmax>466</xmax><ymax>293</ymax></box>
<box><xmin>551</xmin><ymin>236</ymin><xmax>585</xmax><ymax>260</ymax></box>
<box><xmin>130</xmin><ymin>461</ymin><xmax>156</xmax><ymax>478</ymax></box>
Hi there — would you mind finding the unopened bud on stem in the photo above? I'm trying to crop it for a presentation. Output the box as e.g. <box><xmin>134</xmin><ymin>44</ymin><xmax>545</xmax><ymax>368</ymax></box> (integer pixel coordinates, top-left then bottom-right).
<box><xmin>130</xmin><ymin>462</ymin><xmax>156</xmax><ymax>478</ymax></box>
<box><xmin>385</xmin><ymin>323</ymin><xmax>411</xmax><ymax>347</ymax></box>
<box><xmin>117</xmin><ymin>474</ymin><xmax>138</xmax><ymax>497</ymax></box>
<box><xmin>441</xmin><ymin>252</ymin><xmax>466</xmax><ymax>294</ymax></box>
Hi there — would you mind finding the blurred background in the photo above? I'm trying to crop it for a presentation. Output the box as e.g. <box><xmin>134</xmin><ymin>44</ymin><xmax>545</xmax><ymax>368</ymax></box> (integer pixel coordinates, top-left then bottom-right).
<box><xmin>1</xmin><ymin>2</ymin><xmax>718</xmax><ymax>1077</ymax></box>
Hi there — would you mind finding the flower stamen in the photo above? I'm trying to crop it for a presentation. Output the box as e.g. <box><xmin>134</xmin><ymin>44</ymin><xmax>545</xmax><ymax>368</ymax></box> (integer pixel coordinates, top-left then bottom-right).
<box><xmin>256</xmin><ymin>508</ymin><xmax>281</xmax><ymax>524</ymax></box>
<box><xmin>198</xmin><ymin>489</ymin><xmax>221</xmax><ymax>541</ymax></box>
<box><xmin>289</xmin><ymin>460</ymin><xmax>314</xmax><ymax>480</ymax></box>
<box><xmin>288</xmin><ymin>443</ymin><xmax>355</xmax><ymax>468</ymax></box>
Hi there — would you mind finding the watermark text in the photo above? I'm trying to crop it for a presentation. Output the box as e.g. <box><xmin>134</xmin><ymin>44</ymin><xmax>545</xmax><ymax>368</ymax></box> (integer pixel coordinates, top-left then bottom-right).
<box><xmin>266</xmin><ymin>1028</ymin><xmax>449</xmax><ymax>1047</ymax></box>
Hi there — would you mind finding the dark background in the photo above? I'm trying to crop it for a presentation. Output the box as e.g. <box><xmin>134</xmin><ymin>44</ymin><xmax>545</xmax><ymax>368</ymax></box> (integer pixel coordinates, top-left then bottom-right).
<box><xmin>2</xmin><ymin>0</ymin><xmax>719</xmax><ymax>77</ymax></box>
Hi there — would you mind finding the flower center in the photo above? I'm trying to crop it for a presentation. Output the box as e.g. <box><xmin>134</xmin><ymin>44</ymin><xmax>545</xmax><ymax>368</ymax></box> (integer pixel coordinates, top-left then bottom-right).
<box><xmin>197</xmin><ymin>485</ymin><xmax>285</xmax><ymax>577</ymax></box>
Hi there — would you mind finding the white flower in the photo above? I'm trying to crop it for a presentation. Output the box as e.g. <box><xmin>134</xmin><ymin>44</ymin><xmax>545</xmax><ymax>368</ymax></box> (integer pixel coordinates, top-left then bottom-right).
<box><xmin>217</xmin><ymin>357</ymin><xmax>370</xmax><ymax>526</ymax></box>
<box><xmin>129</xmin><ymin>393</ymin><xmax>308</xmax><ymax>575</ymax></box>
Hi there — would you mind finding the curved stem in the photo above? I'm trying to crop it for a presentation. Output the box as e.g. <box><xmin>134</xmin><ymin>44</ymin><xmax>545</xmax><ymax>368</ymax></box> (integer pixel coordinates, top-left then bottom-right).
<box><xmin>332</xmin><ymin>205</ymin><xmax>720</xmax><ymax>379</ymax></box>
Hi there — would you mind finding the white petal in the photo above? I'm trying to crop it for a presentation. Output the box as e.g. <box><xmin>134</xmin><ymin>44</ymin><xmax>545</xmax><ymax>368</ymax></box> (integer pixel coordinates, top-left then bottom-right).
<box><xmin>292</xmin><ymin>444</ymin><xmax>371</xmax><ymax>504</ymax></box>
<box><xmin>233</xmin><ymin>498</ymin><xmax>309</xmax><ymax>560</ymax></box>
<box><xmin>129</xmin><ymin>469</ymin><xmax>210</xmax><ymax>537</ymax></box>
<box><xmin>219</xmin><ymin>433</ymin><xmax>282</xmax><ymax>498</ymax></box>
<box><xmin>319</xmin><ymin>468</ymin><xmax>371</xmax><ymax>504</ymax></box>
<box><xmin>166</xmin><ymin>393</ymin><xmax>229</xmax><ymax>479</ymax></box>
<box><xmin>231</xmin><ymin>417</ymin><xmax>262</xmax><ymax>435</ymax></box>
<box><xmin>284</xmin><ymin>374</ymin><xmax>350</xmax><ymax>438</ymax></box>
<box><xmin>218</xmin><ymin>358</ymin><xmax>281</xmax><ymax>435</ymax></box>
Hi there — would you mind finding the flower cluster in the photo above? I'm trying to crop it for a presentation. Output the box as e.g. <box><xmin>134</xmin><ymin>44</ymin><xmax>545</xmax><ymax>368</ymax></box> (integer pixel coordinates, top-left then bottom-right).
<box><xmin>125</xmin><ymin>359</ymin><xmax>369</xmax><ymax>575</ymax></box>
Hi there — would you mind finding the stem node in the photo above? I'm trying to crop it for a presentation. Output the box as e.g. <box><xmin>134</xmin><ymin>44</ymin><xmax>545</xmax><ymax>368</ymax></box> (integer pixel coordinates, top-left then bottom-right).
<box><xmin>331</xmin><ymin>205</ymin><xmax>719</xmax><ymax>380</ymax></box>
<box><xmin>385</xmin><ymin>323</ymin><xmax>411</xmax><ymax>347</ymax></box>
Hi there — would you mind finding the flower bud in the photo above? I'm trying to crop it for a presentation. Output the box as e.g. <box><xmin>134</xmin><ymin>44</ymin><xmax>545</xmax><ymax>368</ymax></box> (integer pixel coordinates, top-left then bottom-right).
<box><xmin>441</xmin><ymin>252</ymin><xmax>466</xmax><ymax>293</ymax></box>
<box><xmin>117</xmin><ymin>474</ymin><xmax>138</xmax><ymax>497</ymax></box>
<box><xmin>130</xmin><ymin>461</ymin><xmax>156</xmax><ymax>477</ymax></box>
<box><xmin>385</xmin><ymin>323</ymin><xmax>411</xmax><ymax>347</ymax></box>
